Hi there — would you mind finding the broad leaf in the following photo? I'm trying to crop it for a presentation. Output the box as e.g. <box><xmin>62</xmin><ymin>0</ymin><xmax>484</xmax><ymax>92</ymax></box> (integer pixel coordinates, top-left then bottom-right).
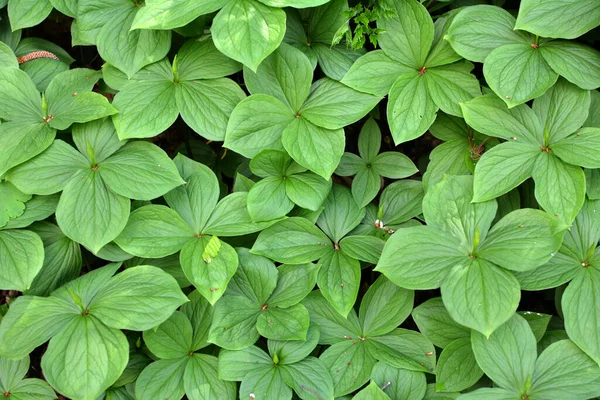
<box><xmin>435</xmin><ymin>338</ymin><xmax>483</xmax><ymax>392</ymax></box>
<box><xmin>89</xmin><ymin>265</ymin><xmax>188</xmax><ymax>331</ymax></box>
<box><xmin>0</xmin><ymin>229</ymin><xmax>44</xmax><ymax>291</ymax></box>
<box><xmin>471</xmin><ymin>314</ymin><xmax>536</xmax><ymax>391</ymax></box>
<box><xmin>441</xmin><ymin>259</ymin><xmax>521</xmax><ymax>337</ymax></box>
<box><xmin>41</xmin><ymin>315</ymin><xmax>128</xmax><ymax>400</ymax></box>
<box><xmin>515</xmin><ymin>0</ymin><xmax>600</xmax><ymax>39</ymax></box>
<box><xmin>211</xmin><ymin>0</ymin><xmax>286</xmax><ymax>71</ymax></box>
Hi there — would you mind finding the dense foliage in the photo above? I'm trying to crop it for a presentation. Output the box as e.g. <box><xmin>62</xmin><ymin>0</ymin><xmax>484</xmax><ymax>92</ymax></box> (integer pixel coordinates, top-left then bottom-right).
<box><xmin>0</xmin><ymin>0</ymin><xmax>599</xmax><ymax>399</ymax></box>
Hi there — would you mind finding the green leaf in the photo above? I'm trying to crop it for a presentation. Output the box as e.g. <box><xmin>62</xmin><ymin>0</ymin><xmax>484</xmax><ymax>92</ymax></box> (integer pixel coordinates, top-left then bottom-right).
<box><xmin>250</xmin><ymin>149</ymin><xmax>292</xmax><ymax>178</ymax></box>
<box><xmin>377</xmin><ymin>0</ymin><xmax>433</xmax><ymax>68</ymax></box>
<box><xmin>442</xmin><ymin>259</ymin><xmax>521</xmax><ymax>337</ymax></box>
<box><xmin>240</xmin><ymin>367</ymin><xmax>291</xmax><ymax>400</ymax></box>
<box><xmin>531</xmin><ymin>153</ymin><xmax>586</xmax><ymax>226</ymax></box>
<box><xmin>269</xmin><ymin>263</ymin><xmax>320</xmax><ymax>308</ymax></box>
<box><xmin>99</xmin><ymin>141</ymin><xmax>184</xmax><ymax>200</ymax></box>
<box><xmin>339</xmin><ymin>235</ymin><xmax>384</xmax><ymax>265</ymax></box>
<box><xmin>175</xmin><ymin>79</ymin><xmax>246</xmax><ymax>141</ymax></box>
<box><xmin>165</xmin><ymin>166</ymin><xmax>219</xmax><ymax>234</ymax></box>
<box><xmin>0</xmin><ymin>229</ymin><xmax>44</xmax><ymax>291</ymax></box>
<box><xmin>248</xmin><ymin>177</ymin><xmax>294</xmax><ymax>222</ymax></box>
<box><xmin>209</xmin><ymin>296</ymin><xmax>260</xmax><ymax>350</ymax></box>
<box><xmin>41</xmin><ymin>315</ymin><xmax>128</xmax><ymax>400</ymax></box>
<box><xmin>317</xmin><ymin>249</ymin><xmax>361</xmax><ymax>318</ymax></box>
<box><xmin>378</xmin><ymin>180</ymin><xmax>425</xmax><ymax>227</ymax></box>
<box><xmin>45</xmin><ymin>69</ymin><xmax>116</xmax><ymax>130</ymax></box>
<box><xmin>224</xmin><ymin>95</ymin><xmax>293</xmax><ymax>158</ymax></box>
<box><xmin>217</xmin><ymin>346</ymin><xmax>273</xmax><ymax>381</ymax></box>
<box><xmin>0</xmin><ymin>121</ymin><xmax>57</xmax><ymax>178</ymax></box>
<box><xmin>285</xmin><ymin>173</ymin><xmax>332</xmax><ymax>211</ymax></box>
<box><xmin>115</xmin><ymin>205</ymin><xmax>194</xmax><ymax>258</ymax></box>
<box><xmin>280</xmin><ymin>357</ymin><xmax>334</xmax><ymax>400</ymax></box>
<box><xmin>252</xmin><ymin>217</ymin><xmax>332</xmax><ymax>264</ymax></box>
<box><xmin>540</xmin><ymin>41</ymin><xmax>600</xmax><ymax>90</ymax></box>
<box><xmin>483</xmin><ymin>44</ymin><xmax>558</xmax><ymax>107</ymax></box>
<box><xmin>387</xmin><ymin>72</ymin><xmax>437</xmax><ymax>144</ymax></box>
<box><xmin>180</xmin><ymin>237</ymin><xmax>239</xmax><ymax>304</ymax></box>
<box><xmin>55</xmin><ymin>169</ymin><xmax>129</xmax><ymax>254</ymax></box>
<box><xmin>90</xmin><ymin>265</ymin><xmax>188</xmax><ymax>330</ymax></box>
<box><xmin>320</xmin><ymin>340</ymin><xmax>376</xmax><ymax>396</ymax></box>
<box><xmin>0</xmin><ymin>41</ymin><xmax>18</xmax><ymax>68</ymax></box>
<box><xmin>532</xmin><ymin>77</ymin><xmax>591</xmax><ymax>143</ymax></box>
<box><xmin>472</xmin><ymin>142</ymin><xmax>539</xmax><ymax>202</ymax></box>
<box><xmin>268</xmin><ymin>324</ymin><xmax>320</xmax><ymax>365</ymax></box>
<box><xmin>131</xmin><ymin>0</ymin><xmax>226</xmax><ymax>29</ymax></box>
<box><xmin>460</xmin><ymin>94</ymin><xmax>543</xmax><ymax>144</ymax></box>
<box><xmin>112</xmin><ymin>80</ymin><xmax>179</xmax><ymax>140</ymax></box>
<box><xmin>185</xmin><ymin>353</ymin><xmax>237</xmax><ymax>400</ymax></box>
<box><xmin>96</xmin><ymin>5</ymin><xmax>171</xmax><ymax>77</ymax></box>
<box><xmin>411</xmin><ymin>297</ymin><xmax>470</xmax><ymax>349</ymax></box>
<box><xmin>446</xmin><ymin>5</ymin><xmax>532</xmax><ymax>63</ymax></box>
<box><xmin>518</xmin><ymin>311</ymin><xmax>552</xmax><ymax>343</ymax></box>
<box><xmin>211</xmin><ymin>0</ymin><xmax>286</xmax><ymax>72</ymax></box>
<box><xmin>244</xmin><ymin>42</ymin><xmax>312</xmax><ymax>113</ymax></box>
<box><xmin>26</xmin><ymin>222</ymin><xmax>82</xmax><ymax>297</ymax></box>
<box><xmin>457</xmin><ymin>388</ymin><xmax>520</xmax><ymax>400</ymax></box>
<box><xmin>529</xmin><ymin>339</ymin><xmax>600</xmax><ymax>399</ymax></box>
<box><xmin>367</xmin><ymin>329</ymin><xmax>436</xmax><ymax>372</ymax></box>
<box><xmin>425</xmin><ymin>10</ymin><xmax>462</xmax><ymax>68</ymax></box>
<box><xmin>72</xmin><ymin>119</ymin><xmax>124</xmax><ymax>164</ymax></box>
<box><xmin>375</xmin><ymin>226</ymin><xmax>466</xmax><ymax>290</ymax></box>
<box><xmin>515</xmin><ymin>0</ymin><xmax>600</xmax><ymax>39</ymax></box>
<box><xmin>256</xmin><ymin>303</ymin><xmax>310</xmax><ymax>340</ymax></box>
<box><xmin>353</xmin><ymin>381</ymin><xmax>390</xmax><ymax>400</ymax></box>
<box><xmin>134</xmin><ymin>357</ymin><xmax>187</xmax><ymax>400</ymax></box>
<box><xmin>318</xmin><ymin>185</ymin><xmax>365</xmax><ymax>243</ymax></box>
<box><xmin>436</xmin><ymin>338</ymin><xmax>483</xmax><ymax>392</ymax></box>
<box><xmin>282</xmin><ymin>118</ymin><xmax>345</xmax><ymax>179</ymax></box>
<box><xmin>423</xmin><ymin>175</ymin><xmax>497</xmax><ymax>249</ymax></box>
<box><xmin>424</xmin><ymin>62</ymin><xmax>481</xmax><ymax>117</ymax></box>
<box><xmin>0</xmin><ymin>182</ymin><xmax>30</xmax><ymax>227</ymax></box>
<box><xmin>7</xmin><ymin>378</ymin><xmax>56</xmax><ymax>400</ymax></box>
<box><xmin>341</xmin><ymin>50</ymin><xmax>413</xmax><ymax>96</ymax></box>
<box><xmin>143</xmin><ymin>311</ymin><xmax>192</xmax><ymax>359</ymax></box>
<box><xmin>177</xmin><ymin>36</ymin><xmax>241</xmax><ymax>80</ymax></box>
<box><xmin>6</xmin><ymin>140</ymin><xmax>88</xmax><ymax>196</ymax></box>
<box><xmin>351</xmin><ymin>167</ymin><xmax>381</xmax><ymax>208</ymax></box>
<box><xmin>0</xmin><ymin>67</ymin><xmax>41</xmax><ymax>121</ymax></box>
<box><xmin>471</xmin><ymin>314</ymin><xmax>536</xmax><ymax>391</ymax></box>
<box><xmin>2</xmin><ymin>194</ymin><xmax>59</xmax><ymax>231</ymax></box>
<box><xmin>7</xmin><ymin>0</ymin><xmax>53</xmax><ymax>30</ymax></box>
<box><xmin>300</xmin><ymin>78</ymin><xmax>381</xmax><ymax>130</ymax></box>
<box><xmin>203</xmin><ymin>192</ymin><xmax>274</xmax><ymax>236</ymax></box>
<box><xmin>562</xmin><ymin>268</ymin><xmax>600</xmax><ymax>366</ymax></box>
<box><xmin>478</xmin><ymin>209</ymin><xmax>562</xmax><ymax>272</ymax></box>
<box><xmin>552</xmin><ymin>128</ymin><xmax>600</xmax><ymax>169</ymax></box>
<box><xmin>302</xmin><ymin>291</ymin><xmax>362</xmax><ymax>345</ymax></box>
<box><xmin>0</xmin><ymin>295</ymin><xmax>75</xmax><ymax>359</ymax></box>
<box><xmin>359</xmin><ymin>276</ymin><xmax>413</xmax><ymax>337</ymax></box>
<box><xmin>371</xmin><ymin>362</ymin><xmax>427</xmax><ymax>400</ymax></box>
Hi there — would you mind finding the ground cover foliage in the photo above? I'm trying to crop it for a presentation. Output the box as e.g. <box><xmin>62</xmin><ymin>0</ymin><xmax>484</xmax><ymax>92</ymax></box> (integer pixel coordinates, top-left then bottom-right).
<box><xmin>0</xmin><ymin>0</ymin><xmax>599</xmax><ymax>399</ymax></box>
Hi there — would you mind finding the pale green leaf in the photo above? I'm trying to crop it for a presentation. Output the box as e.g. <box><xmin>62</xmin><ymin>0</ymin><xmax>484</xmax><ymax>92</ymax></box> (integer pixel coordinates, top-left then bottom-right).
<box><xmin>446</xmin><ymin>5</ymin><xmax>532</xmax><ymax>63</ymax></box>
<box><xmin>483</xmin><ymin>44</ymin><xmax>558</xmax><ymax>107</ymax></box>
<box><xmin>282</xmin><ymin>118</ymin><xmax>345</xmax><ymax>179</ymax></box>
<box><xmin>471</xmin><ymin>314</ymin><xmax>536</xmax><ymax>391</ymax></box>
<box><xmin>375</xmin><ymin>226</ymin><xmax>466</xmax><ymax>290</ymax></box>
<box><xmin>41</xmin><ymin>316</ymin><xmax>128</xmax><ymax>400</ymax></box>
<box><xmin>89</xmin><ymin>265</ymin><xmax>188</xmax><ymax>331</ymax></box>
<box><xmin>115</xmin><ymin>205</ymin><xmax>194</xmax><ymax>258</ymax></box>
<box><xmin>515</xmin><ymin>0</ymin><xmax>600</xmax><ymax>39</ymax></box>
<box><xmin>442</xmin><ymin>259</ymin><xmax>521</xmax><ymax>337</ymax></box>
<box><xmin>436</xmin><ymin>338</ymin><xmax>483</xmax><ymax>392</ymax></box>
<box><xmin>341</xmin><ymin>50</ymin><xmax>413</xmax><ymax>96</ymax></box>
<box><xmin>211</xmin><ymin>0</ymin><xmax>286</xmax><ymax>71</ymax></box>
<box><xmin>540</xmin><ymin>41</ymin><xmax>600</xmax><ymax>90</ymax></box>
